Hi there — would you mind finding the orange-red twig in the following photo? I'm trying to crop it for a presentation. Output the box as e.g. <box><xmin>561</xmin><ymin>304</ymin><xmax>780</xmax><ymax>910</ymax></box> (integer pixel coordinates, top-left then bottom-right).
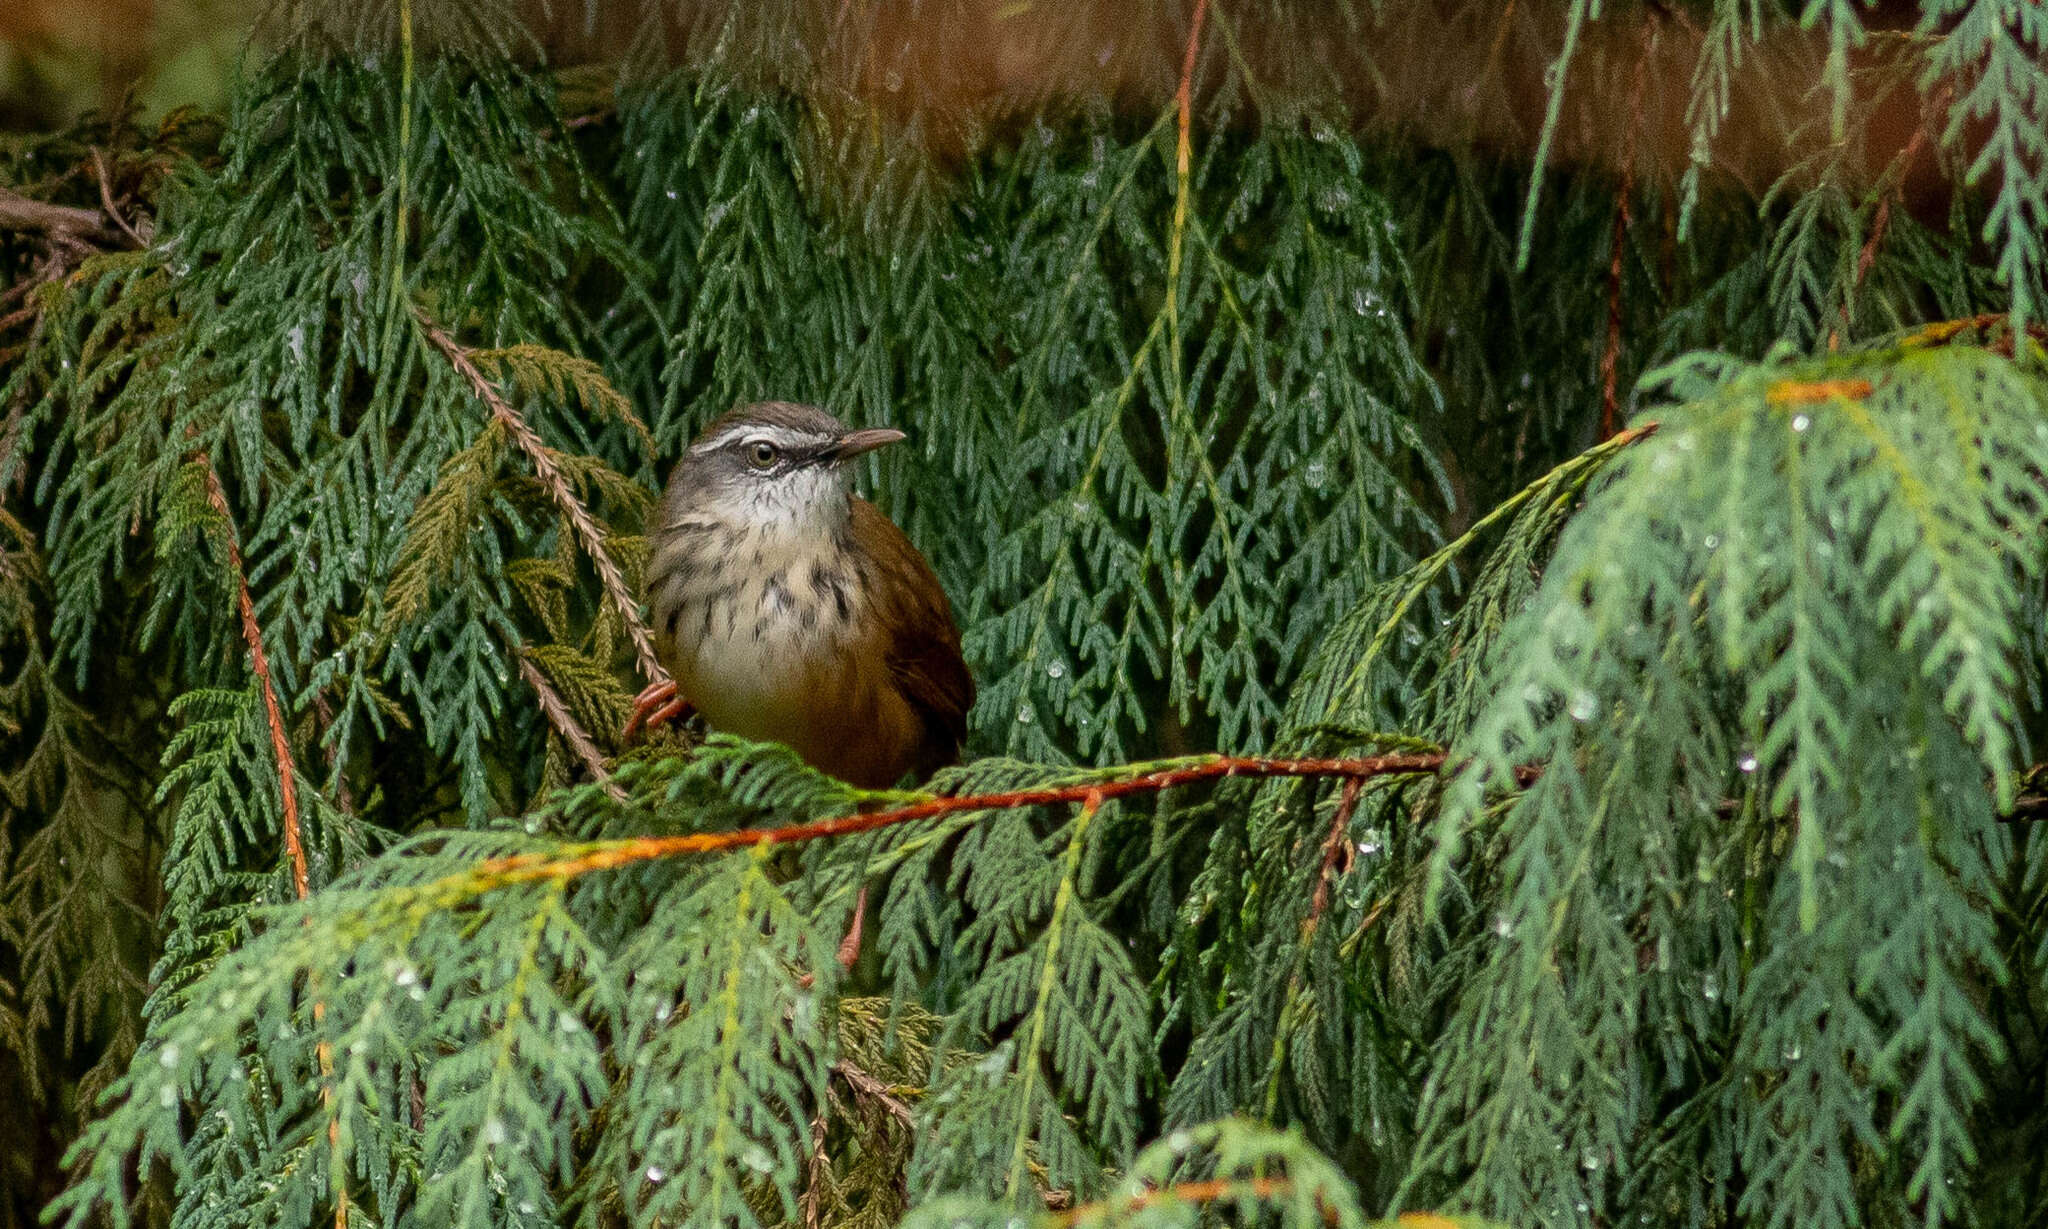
<box><xmin>1051</xmin><ymin>1177</ymin><xmax>1302</xmax><ymax>1227</ymax></box>
<box><xmin>1765</xmin><ymin>378</ymin><xmax>1873</xmax><ymax>406</ymax></box>
<box><xmin>1176</xmin><ymin>0</ymin><xmax>1210</xmax><ymax>182</ymax></box>
<box><xmin>198</xmin><ymin>458</ymin><xmax>309</xmax><ymax>901</ymax></box>
<box><xmin>464</xmin><ymin>753</ymin><xmax>1453</xmax><ymax>890</ymax></box>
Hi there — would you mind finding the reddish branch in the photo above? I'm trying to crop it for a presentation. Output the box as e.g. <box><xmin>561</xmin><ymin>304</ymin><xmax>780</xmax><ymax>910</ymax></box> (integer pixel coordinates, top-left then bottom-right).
<box><xmin>1600</xmin><ymin>25</ymin><xmax>1656</xmax><ymax>440</ymax></box>
<box><xmin>1175</xmin><ymin>0</ymin><xmax>1210</xmax><ymax>183</ymax></box>
<box><xmin>415</xmin><ymin>309</ymin><xmax>672</xmax><ymax>690</ymax></box>
<box><xmin>462</xmin><ymin>753</ymin><xmax>1455</xmax><ymax>889</ymax></box>
<box><xmin>1050</xmin><ymin>1177</ymin><xmax>1309</xmax><ymax>1227</ymax></box>
<box><xmin>1306</xmin><ymin>777</ymin><xmax>1365</xmax><ymax>926</ymax></box>
<box><xmin>197</xmin><ymin>459</ymin><xmax>310</xmax><ymax>901</ymax></box>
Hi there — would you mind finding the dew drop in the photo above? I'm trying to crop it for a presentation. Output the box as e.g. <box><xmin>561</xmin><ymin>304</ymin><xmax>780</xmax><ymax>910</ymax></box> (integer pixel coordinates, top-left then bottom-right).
<box><xmin>1493</xmin><ymin>915</ymin><xmax>1514</xmax><ymax>939</ymax></box>
<box><xmin>1703</xmin><ymin>533</ymin><xmax>1720</xmax><ymax>549</ymax></box>
<box><xmin>1046</xmin><ymin>660</ymin><xmax>1065</xmax><ymax>680</ymax></box>
<box><xmin>1567</xmin><ymin>689</ymin><xmax>1598</xmax><ymax>721</ymax></box>
<box><xmin>742</xmin><ymin>1144</ymin><xmax>775</xmax><ymax>1173</ymax></box>
<box><xmin>159</xmin><ymin>1044</ymin><xmax>180</xmax><ymax>1069</ymax></box>
<box><xmin>483</xmin><ymin>1117</ymin><xmax>509</xmax><ymax>1146</ymax></box>
<box><xmin>1701</xmin><ymin>972</ymin><xmax>1720</xmax><ymax>1002</ymax></box>
<box><xmin>1737</xmin><ymin>752</ymin><xmax>1758</xmax><ymax>774</ymax></box>
<box><xmin>160</xmin><ymin>1085</ymin><xmax>178</xmax><ymax>1107</ymax></box>
<box><xmin>1791</xmin><ymin>413</ymin><xmax>1811</xmax><ymax>432</ymax></box>
<box><xmin>1304</xmin><ymin>460</ymin><xmax>1328</xmax><ymax>489</ymax></box>
<box><xmin>644</xmin><ymin>1165</ymin><xmax>666</xmax><ymax>1184</ymax></box>
<box><xmin>518</xmin><ymin>1200</ymin><xmax>537</xmax><ymax>1215</ymax></box>
<box><xmin>1015</xmin><ymin>704</ymin><xmax>1035</xmax><ymax>724</ymax></box>
<box><xmin>1356</xmin><ymin>827</ymin><xmax>1384</xmax><ymax>857</ymax></box>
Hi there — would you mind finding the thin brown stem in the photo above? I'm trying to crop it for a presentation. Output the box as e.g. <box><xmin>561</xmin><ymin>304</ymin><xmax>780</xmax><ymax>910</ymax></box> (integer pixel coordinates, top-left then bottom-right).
<box><xmin>90</xmin><ymin>148</ymin><xmax>148</xmax><ymax>248</ymax></box>
<box><xmin>516</xmin><ymin>651</ymin><xmax>626</xmax><ymax>802</ymax></box>
<box><xmin>1601</xmin><ymin>23</ymin><xmax>1656</xmax><ymax>440</ymax></box>
<box><xmin>1306</xmin><ymin>777</ymin><xmax>1365</xmax><ymax>927</ymax></box>
<box><xmin>197</xmin><ymin>458</ymin><xmax>309</xmax><ymax>900</ymax></box>
<box><xmin>0</xmin><ymin>186</ymin><xmax>121</xmax><ymax>242</ymax></box>
<box><xmin>415</xmin><ymin>309</ymin><xmax>671</xmax><ymax>689</ymax></box>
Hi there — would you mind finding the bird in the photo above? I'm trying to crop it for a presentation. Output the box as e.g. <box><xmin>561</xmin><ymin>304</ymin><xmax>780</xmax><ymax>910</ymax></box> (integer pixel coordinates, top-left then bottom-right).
<box><xmin>627</xmin><ymin>401</ymin><xmax>973</xmax><ymax>791</ymax></box>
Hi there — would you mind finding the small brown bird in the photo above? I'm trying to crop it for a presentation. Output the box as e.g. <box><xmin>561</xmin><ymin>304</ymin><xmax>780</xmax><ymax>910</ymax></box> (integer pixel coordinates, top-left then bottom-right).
<box><xmin>629</xmin><ymin>402</ymin><xmax>973</xmax><ymax>790</ymax></box>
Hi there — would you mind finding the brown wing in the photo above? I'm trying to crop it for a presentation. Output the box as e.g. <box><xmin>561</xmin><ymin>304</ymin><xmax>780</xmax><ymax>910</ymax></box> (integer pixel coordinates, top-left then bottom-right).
<box><xmin>851</xmin><ymin>498</ymin><xmax>973</xmax><ymax>772</ymax></box>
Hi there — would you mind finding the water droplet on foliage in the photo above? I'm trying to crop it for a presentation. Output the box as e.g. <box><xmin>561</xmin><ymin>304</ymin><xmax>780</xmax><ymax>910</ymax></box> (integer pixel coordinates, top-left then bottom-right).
<box><xmin>1703</xmin><ymin>533</ymin><xmax>1720</xmax><ymax>549</ymax></box>
<box><xmin>1493</xmin><ymin>915</ymin><xmax>1514</xmax><ymax>939</ymax></box>
<box><xmin>1782</xmin><ymin>1043</ymin><xmax>1802</xmax><ymax>1062</ymax></box>
<box><xmin>1738</xmin><ymin>752</ymin><xmax>1757</xmax><ymax>774</ymax></box>
<box><xmin>1016</xmin><ymin>704</ymin><xmax>1035</xmax><ymax>724</ymax></box>
<box><xmin>1582</xmin><ymin>1151</ymin><xmax>1601</xmax><ymax>1172</ymax></box>
<box><xmin>286</xmin><ymin>325</ymin><xmax>306</xmax><ymax>366</ymax></box>
<box><xmin>1305</xmin><ymin>460</ymin><xmax>1328</xmax><ymax>489</ymax></box>
<box><xmin>160</xmin><ymin>1086</ymin><xmax>178</xmax><ymax>1107</ymax></box>
<box><xmin>742</xmin><ymin>1144</ymin><xmax>775</xmax><ymax>1173</ymax></box>
<box><xmin>1701</xmin><ymin>973</ymin><xmax>1720</xmax><ymax>1002</ymax></box>
<box><xmin>518</xmin><ymin>1201</ymin><xmax>536</xmax><ymax>1215</ymax></box>
<box><xmin>1791</xmin><ymin>414</ymin><xmax>1811</xmax><ymax>432</ymax></box>
<box><xmin>1165</xmin><ymin>1130</ymin><xmax>1194</xmax><ymax>1154</ymax></box>
<box><xmin>1046</xmin><ymin>660</ymin><xmax>1065</xmax><ymax>680</ymax></box>
<box><xmin>644</xmin><ymin>1165</ymin><xmax>666</xmax><ymax>1184</ymax></box>
<box><xmin>484</xmin><ymin>1117</ymin><xmax>509</xmax><ymax>1146</ymax></box>
<box><xmin>1568</xmin><ymin>690</ymin><xmax>1598</xmax><ymax>721</ymax></box>
<box><xmin>1356</xmin><ymin>828</ymin><xmax>1384</xmax><ymax>857</ymax></box>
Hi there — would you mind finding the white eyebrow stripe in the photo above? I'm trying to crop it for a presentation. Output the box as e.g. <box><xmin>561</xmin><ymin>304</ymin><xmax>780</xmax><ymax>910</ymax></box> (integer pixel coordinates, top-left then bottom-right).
<box><xmin>689</xmin><ymin>425</ymin><xmax>813</xmax><ymax>455</ymax></box>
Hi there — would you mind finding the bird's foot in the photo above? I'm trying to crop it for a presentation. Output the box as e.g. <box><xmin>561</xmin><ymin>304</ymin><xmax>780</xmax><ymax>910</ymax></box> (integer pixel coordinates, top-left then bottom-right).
<box><xmin>622</xmin><ymin>679</ymin><xmax>696</xmax><ymax>742</ymax></box>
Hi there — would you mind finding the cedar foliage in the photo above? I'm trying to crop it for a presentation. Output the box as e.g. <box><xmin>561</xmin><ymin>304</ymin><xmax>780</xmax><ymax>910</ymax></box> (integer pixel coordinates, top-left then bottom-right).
<box><xmin>2</xmin><ymin>2</ymin><xmax>2046</xmax><ymax>1228</ymax></box>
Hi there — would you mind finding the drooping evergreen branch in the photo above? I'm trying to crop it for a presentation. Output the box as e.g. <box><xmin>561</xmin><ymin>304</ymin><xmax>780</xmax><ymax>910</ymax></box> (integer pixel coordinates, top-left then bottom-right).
<box><xmin>416</xmin><ymin>307</ymin><xmax>670</xmax><ymax>687</ymax></box>
<box><xmin>196</xmin><ymin>457</ymin><xmax>309</xmax><ymax>901</ymax></box>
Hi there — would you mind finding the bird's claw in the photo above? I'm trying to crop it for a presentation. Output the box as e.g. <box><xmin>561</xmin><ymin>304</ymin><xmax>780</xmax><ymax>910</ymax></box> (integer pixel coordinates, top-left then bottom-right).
<box><xmin>622</xmin><ymin>679</ymin><xmax>695</xmax><ymax>742</ymax></box>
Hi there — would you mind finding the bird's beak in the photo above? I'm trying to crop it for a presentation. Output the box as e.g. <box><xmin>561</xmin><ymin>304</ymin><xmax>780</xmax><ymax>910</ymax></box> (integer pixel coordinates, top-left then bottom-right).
<box><xmin>828</xmin><ymin>427</ymin><xmax>907</xmax><ymax>462</ymax></box>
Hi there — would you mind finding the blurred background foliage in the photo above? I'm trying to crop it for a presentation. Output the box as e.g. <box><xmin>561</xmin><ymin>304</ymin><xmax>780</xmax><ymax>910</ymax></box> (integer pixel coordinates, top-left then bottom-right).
<box><xmin>4</xmin><ymin>2</ymin><xmax>2047</xmax><ymax>1228</ymax></box>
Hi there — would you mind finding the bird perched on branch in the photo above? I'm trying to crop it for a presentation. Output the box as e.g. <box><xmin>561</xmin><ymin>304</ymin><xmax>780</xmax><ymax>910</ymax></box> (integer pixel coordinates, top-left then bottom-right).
<box><xmin>627</xmin><ymin>402</ymin><xmax>973</xmax><ymax>791</ymax></box>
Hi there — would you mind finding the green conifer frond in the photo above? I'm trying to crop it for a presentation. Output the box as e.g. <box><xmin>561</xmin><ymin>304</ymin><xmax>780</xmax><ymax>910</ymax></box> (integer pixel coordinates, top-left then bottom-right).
<box><xmin>8</xmin><ymin>5</ymin><xmax>2048</xmax><ymax>1227</ymax></box>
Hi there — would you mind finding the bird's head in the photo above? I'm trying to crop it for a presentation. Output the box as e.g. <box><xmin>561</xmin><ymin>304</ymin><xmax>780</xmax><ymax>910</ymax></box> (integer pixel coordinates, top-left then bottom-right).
<box><xmin>666</xmin><ymin>402</ymin><xmax>905</xmax><ymax>539</ymax></box>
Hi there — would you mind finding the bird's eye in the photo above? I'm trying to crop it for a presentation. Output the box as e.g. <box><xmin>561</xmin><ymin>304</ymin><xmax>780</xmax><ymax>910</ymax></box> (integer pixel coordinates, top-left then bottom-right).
<box><xmin>747</xmin><ymin>441</ymin><xmax>779</xmax><ymax>469</ymax></box>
